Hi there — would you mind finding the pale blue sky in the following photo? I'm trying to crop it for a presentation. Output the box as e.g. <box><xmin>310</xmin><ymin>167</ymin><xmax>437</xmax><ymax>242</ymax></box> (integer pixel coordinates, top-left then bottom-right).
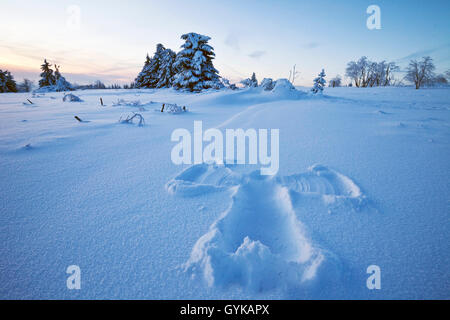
<box><xmin>1</xmin><ymin>0</ymin><xmax>449</xmax><ymax>85</ymax></box>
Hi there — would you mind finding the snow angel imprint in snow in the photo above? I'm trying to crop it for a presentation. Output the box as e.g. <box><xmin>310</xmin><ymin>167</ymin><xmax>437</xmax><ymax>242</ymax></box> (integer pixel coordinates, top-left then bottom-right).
<box><xmin>166</xmin><ymin>163</ymin><xmax>367</xmax><ymax>294</ymax></box>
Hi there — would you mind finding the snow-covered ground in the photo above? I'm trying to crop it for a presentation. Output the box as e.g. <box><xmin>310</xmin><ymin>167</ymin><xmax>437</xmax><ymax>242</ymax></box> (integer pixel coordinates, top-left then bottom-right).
<box><xmin>0</xmin><ymin>86</ymin><xmax>448</xmax><ymax>299</ymax></box>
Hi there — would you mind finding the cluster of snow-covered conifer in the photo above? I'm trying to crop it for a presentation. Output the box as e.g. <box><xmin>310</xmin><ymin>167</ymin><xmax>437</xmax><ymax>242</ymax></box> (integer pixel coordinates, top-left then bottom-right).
<box><xmin>0</xmin><ymin>69</ymin><xmax>17</xmax><ymax>93</ymax></box>
<box><xmin>36</xmin><ymin>59</ymin><xmax>73</xmax><ymax>93</ymax></box>
<box><xmin>135</xmin><ymin>33</ymin><xmax>223</xmax><ymax>92</ymax></box>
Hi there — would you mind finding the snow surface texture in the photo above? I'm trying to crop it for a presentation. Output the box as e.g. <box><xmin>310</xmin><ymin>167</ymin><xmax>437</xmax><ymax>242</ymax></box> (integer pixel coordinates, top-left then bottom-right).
<box><xmin>166</xmin><ymin>163</ymin><xmax>365</xmax><ymax>296</ymax></box>
<box><xmin>0</xmin><ymin>86</ymin><xmax>449</xmax><ymax>299</ymax></box>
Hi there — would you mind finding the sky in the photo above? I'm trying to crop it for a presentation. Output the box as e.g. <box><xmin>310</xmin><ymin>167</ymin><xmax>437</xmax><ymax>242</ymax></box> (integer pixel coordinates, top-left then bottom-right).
<box><xmin>1</xmin><ymin>0</ymin><xmax>449</xmax><ymax>86</ymax></box>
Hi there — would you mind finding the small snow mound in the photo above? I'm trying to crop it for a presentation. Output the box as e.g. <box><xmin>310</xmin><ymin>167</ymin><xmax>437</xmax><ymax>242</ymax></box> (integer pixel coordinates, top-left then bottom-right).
<box><xmin>272</xmin><ymin>79</ymin><xmax>296</xmax><ymax>92</ymax></box>
<box><xmin>62</xmin><ymin>93</ymin><xmax>83</xmax><ymax>102</ymax></box>
<box><xmin>268</xmin><ymin>79</ymin><xmax>306</xmax><ymax>99</ymax></box>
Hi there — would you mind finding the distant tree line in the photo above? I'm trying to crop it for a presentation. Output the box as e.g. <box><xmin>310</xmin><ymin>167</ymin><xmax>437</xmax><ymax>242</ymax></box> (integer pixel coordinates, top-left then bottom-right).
<box><xmin>73</xmin><ymin>80</ymin><xmax>131</xmax><ymax>90</ymax></box>
<box><xmin>2</xmin><ymin>46</ymin><xmax>450</xmax><ymax>93</ymax></box>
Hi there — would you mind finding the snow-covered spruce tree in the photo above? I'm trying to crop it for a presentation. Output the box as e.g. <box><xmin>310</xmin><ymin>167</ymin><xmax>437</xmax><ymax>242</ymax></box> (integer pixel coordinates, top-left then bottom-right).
<box><xmin>134</xmin><ymin>54</ymin><xmax>151</xmax><ymax>88</ymax></box>
<box><xmin>172</xmin><ymin>33</ymin><xmax>223</xmax><ymax>92</ymax></box>
<box><xmin>311</xmin><ymin>69</ymin><xmax>326</xmax><ymax>94</ymax></box>
<box><xmin>53</xmin><ymin>65</ymin><xmax>73</xmax><ymax>91</ymax></box>
<box><xmin>39</xmin><ymin>59</ymin><xmax>56</xmax><ymax>88</ymax></box>
<box><xmin>135</xmin><ymin>44</ymin><xmax>166</xmax><ymax>88</ymax></box>
<box><xmin>0</xmin><ymin>70</ymin><xmax>18</xmax><ymax>93</ymax></box>
<box><xmin>250</xmin><ymin>72</ymin><xmax>258</xmax><ymax>87</ymax></box>
<box><xmin>156</xmin><ymin>47</ymin><xmax>176</xmax><ymax>88</ymax></box>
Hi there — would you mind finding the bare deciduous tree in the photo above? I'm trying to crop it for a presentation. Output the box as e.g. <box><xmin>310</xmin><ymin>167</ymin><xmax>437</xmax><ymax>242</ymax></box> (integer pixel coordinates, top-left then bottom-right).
<box><xmin>405</xmin><ymin>56</ymin><xmax>435</xmax><ymax>89</ymax></box>
<box><xmin>288</xmin><ymin>65</ymin><xmax>300</xmax><ymax>85</ymax></box>
<box><xmin>345</xmin><ymin>57</ymin><xmax>398</xmax><ymax>88</ymax></box>
<box><xmin>329</xmin><ymin>75</ymin><xmax>342</xmax><ymax>87</ymax></box>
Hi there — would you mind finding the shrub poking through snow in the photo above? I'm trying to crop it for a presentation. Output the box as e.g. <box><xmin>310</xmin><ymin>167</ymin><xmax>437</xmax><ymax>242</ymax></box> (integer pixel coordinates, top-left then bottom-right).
<box><xmin>160</xmin><ymin>103</ymin><xmax>187</xmax><ymax>114</ymax></box>
<box><xmin>311</xmin><ymin>69</ymin><xmax>326</xmax><ymax>94</ymax></box>
<box><xmin>166</xmin><ymin>103</ymin><xmax>186</xmax><ymax>114</ymax></box>
<box><xmin>119</xmin><ymin>113</ymin><xmax>145</xmax><ymax>126</ymax></box>
<box><xmin>63</xmin><ymin>93</ymin><xmax>83</xmax><ymax>102</ymax></box>
<box><xmin>112</xmin><ymin>99</ymin><xmax>141</xmax><ymax>107</ymax></box>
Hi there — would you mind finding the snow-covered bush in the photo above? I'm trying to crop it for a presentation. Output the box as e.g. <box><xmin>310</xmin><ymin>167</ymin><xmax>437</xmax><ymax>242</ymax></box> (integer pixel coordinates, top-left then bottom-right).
<box><xmin>172</xmin><ymin>33</ymin><xmax>223</xmax><ymax>92</ymax></box>
<box><xmin>311</xmin><ymin>69</ymin><xmax>326</xmax><ymax>94</ymax></box>
<box><xmin>63</xmin><ymin>93</ymin><xmax>83</xmax><ymax>102</ymax></box>
<box><xmin>240</xmin><ymin>73</ymin><xmax>258</xmax><ymax>88</ymax></box>
<box><xmin>54</xmin><ymin>76</ymin><xmax>73</xmax><ymax>92</ymax></box>
<box><xmin>239</xmin><ymin>78</ymin><xmax>252</xmax><ymax>88</ymax></box>
<box><xmin>260</xmin><ymin>78</ymin><xmax>275</xmax><ymax>91</ymax></box>
<box><xmin>219</xmin><ymin>77</ymin><xmax>239</xmax><ymax>90</ymax></box>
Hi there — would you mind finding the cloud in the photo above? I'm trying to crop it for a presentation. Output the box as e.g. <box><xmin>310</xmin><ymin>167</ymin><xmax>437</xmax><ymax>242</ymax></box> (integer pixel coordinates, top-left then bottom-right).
<box><xmin>248</xmin><ymin>50</ymin><xmax>266</xmax><ymax>59</ymax></box>
<box><xmin>396</xmin><ymin>43</ymin><xmax>450</xmax><ymax>63</ymax></box>
<box><xmin>0</xmin><ymin>40</ymin><xmax>142</xmax><ymax>84</ymax></box>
